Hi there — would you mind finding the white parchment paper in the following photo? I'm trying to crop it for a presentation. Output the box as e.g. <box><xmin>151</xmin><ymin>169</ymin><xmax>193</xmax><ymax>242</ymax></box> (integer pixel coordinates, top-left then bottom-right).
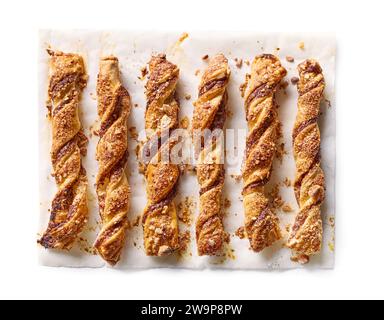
<box><xmin>38</xmin><ymin>30</ymin><xmax>336</xmax><ymax>269</ymax></box>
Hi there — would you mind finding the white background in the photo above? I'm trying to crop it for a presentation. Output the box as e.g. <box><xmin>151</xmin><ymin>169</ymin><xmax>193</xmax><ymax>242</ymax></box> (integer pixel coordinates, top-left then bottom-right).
<box><xmin>0</xmin><ymin>0</ymin><xmax>383</xmax><ymax>300</ymax></box>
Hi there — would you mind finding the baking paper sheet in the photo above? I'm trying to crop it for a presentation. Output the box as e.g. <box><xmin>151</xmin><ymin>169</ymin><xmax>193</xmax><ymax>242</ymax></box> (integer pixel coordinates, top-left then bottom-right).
<box><xmin>38</xmin><ymin>30</ymin><xmax>336</xmax><ymax>269</ymax></box>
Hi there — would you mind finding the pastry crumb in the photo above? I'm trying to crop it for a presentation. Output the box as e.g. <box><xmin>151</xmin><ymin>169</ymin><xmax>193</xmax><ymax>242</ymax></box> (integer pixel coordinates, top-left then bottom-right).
<box><xmin>180</xmin><ymin>163</ymin><xmax>195</xmax><ymax>175</ymax></box>
<box><xmin>324</xmin><ymin>98</ymin><xmax>332</xmax><ymax>108</ymax></box>
<box><xmin>223</xmin><ymin>198</ymin><xmax>231</xmax><ymax>209</ymax></box>
<box><xmin>286</xmin><ymin>56</ymin><xmax>294</xmax><ymax>63</ymax></box>
<box><xmin>178</xmin><ymin>32</ymin><xmax>189</xmax><ymax>43</ymax></box>
<box><xmin>328</xmin><ymin>216</ymin><xmax>335</xmax><ymax>227</ymax></box>
<box><xmin>282</xmin><ymin>204</ymin><xmax>293</xmax><ymax>213</ymax></box>
<box><xmin>226</xmin><ymin>109</ymin><xmax>234</xmax><ymax>118</ymax></box>
<box><xmin>180</xmin><ymin>116</ymin><xmax>189</xmax><ymax>129</ymax></box>
<box><xmin>195</xmin><ymin>69</ymin><xmax>200</xmax><ymax>76</ymax></box>
<box><xmin>234</xmin><ymin>58</ymin><xmax>243</xmax><ymax>68</ymax></box>
<box><xmin>267</xmin><ymin>183</ymin><xmax>284</xmax><ymax>210</ymax></box>
<box><xmin>128</xmin><ymin>126</ymin><xmax>139</xmax><ymax>141</ymax></box>
<box><xmin>184</xmin><ymin>93</ymin><xmax>191</xmax><ymax>100</ymax></box>
<box><xmin>298</xmin><ymin>41</ymin><xmax>305</xmax><ymax>50</ymax></box>
<box><xmin>283</xmin><ymin>177</ymin><xmax>291</xmax><ymax>187</ymax></box>
<box><xmin>176</xmin><ymin>196</ymin><xmax>195</xmax><ymax>226</ymax></box>
<box><xmin>240</xmin><ymin>73</ymin><xmax>251</xmax><ymax>97</ymax></box>
<box><xmin>280</xmin><ymin>80</ymin><xmax>289</xmax><ymax>90</ymax></box>
<box><xmin>201</xmin><ymin>54</ymin><xmax>209</xmax><ymax>60</ymax></box>
<box><xmin>235</xmin><ymin>226</ymin><xmax>246</xmax><ymax>239</ymax></box>
<box><xmin>129</xmin><ymin>215</ymin><xmax>141</xmax><ymax>229</ymax></box>
<box><xmin>177</xmin><ymin>230</ymin><xmax>191</xmax><ymax>258</ymax></box>
<box><xmin>230</xmin><ymin>174</ymin><xmax>242</xmax><ymax>183</ymax></box>
<box><xmin>291</xmin><ymin>254</ymin><xmax>309</xmax><ymax>264</ymax></box>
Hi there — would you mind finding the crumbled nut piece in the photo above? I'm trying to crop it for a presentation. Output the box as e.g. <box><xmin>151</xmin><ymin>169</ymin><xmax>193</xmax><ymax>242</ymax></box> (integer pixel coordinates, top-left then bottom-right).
<box><xmin>235</xmin><ymin>226</ymin><xmax>246</xmax><ymax>239</ymax></box>
<box><xmin>180</xmin><ymin>116</ymin><xmax>189</xmax><ymax>129</ymax></box>
<box><xmin>291</xmin><ymin>76</ymin><xmax>299</xmax><ymax>85</ymax></box>
<box><xmin>201</xmin><ymin>54</ymin><xmax>209</xmax><ymax>60</ymax></box>
<box><xmin>226</xmin><ymin>109</ymin><xmax>234</xmax><ymax>118</ymax></box>
<box><xmin>184</xmin><ymin>93</ymin><xmax>191</xmax><ymax>100</ymax></box>
<box><xmin>282</xmin><ymin>204</ymin><xmax>293</xmax><ymax>213</ymax></box>
<box><xmin>286</xmin><ymin>56</ymin><xmax>294</xmax><ymax>63</ymax></box>
<box><xmin>134</xmin><ymin>103</ymin><xmax>139</xmax><ymax>108</ymax></box>
<box><xmin>140</xmin><ymin>66</ymin><xmax>148</xmax><ymax>80</ymax></box>
<box><xmin>298</xmin><ymin>41</ymin><xmax>305</xmax><ymax>50</ymax></box>
<box><xmin>234</xmin><ymin>58</ymin><xmax>243</xmax><ymax>68</ymax></box>
<box><xmin>244</xmin><ymin>60</ymin><xmax>250</xmax><ymax>66</ymax></box>
<box><xmin>195</xmin><ymin>69</ymin><xmax>200</xmax><ymax>76</ymax></box>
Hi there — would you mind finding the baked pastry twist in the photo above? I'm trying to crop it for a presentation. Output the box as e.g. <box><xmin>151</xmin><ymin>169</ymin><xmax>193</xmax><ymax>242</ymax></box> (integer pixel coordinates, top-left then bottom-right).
<box><xmin>38</xmin><ymin>50</ymin><xmax>88</xmax><ymax>249</ymax></box>
<box><xmin>93</xmin><ymin>57</ymin><xmax>131</xmax><ymax>265</ymax></box>
<box><xmin>242</xmin><ymin>54</ymin><xmax>286</xmax><ymax>252</ymax></box>
<box><xmin>192</xmin><ymin>54</ymin><xmax>230</xmax><ymax>255</ymax></box>
<box><xmin>142</xmin><ymin>54</ymin><xmax>180</xmax><ymax>256</ymax></box>
<box><xmin>287</xmin><ymin>59</ymin><xmax>325</xmax><ymax>258</ymax></box>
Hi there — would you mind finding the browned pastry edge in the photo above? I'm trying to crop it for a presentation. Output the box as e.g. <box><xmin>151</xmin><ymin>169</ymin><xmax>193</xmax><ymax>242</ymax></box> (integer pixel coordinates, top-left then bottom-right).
<box><xmin>192</xmin><ymin>54</ymin><xmax>230</xmax><ymax>255</ymax></box>
<box><xmin>287</xmin><ymin>59</ymin><xmax>325</xmax><ymax>259</ymax></box>
<box><xmin>38</xmin><ymin>50</ymin><xmax>88</xmax><ymax>250</ymax></box>
<box><xmin>142</xmin><ymin>54</ymin><xmax>180</xmax><ymax>256</ymax></box>
<box><xmin>93</xmin><ymin>56</ymin><xmax>131</xmax><ymax>265</ymax></box>
<box><xmin>242</xmin><ymin>54</ymin><xmax>287</xmax><ymax>252</ymax></box>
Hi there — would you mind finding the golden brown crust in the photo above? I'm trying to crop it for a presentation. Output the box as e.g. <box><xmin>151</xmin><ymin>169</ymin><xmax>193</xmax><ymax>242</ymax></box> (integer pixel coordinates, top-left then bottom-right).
<box><xmin>93</xmin><ymin>56</ymin><xmax>131</xmax><ymax>265</ymax></box>
<box><xmin>242</xmin><ymin>54</ymin><xmax>286</xmax><ymax>252</ymax></box>
<box><xmin>192</xmin><ymin>54</ymin><xmax>230</xmax><ymax>255</ymax></box>
<box><xmin>142</xmin><ymin>54</ymin><xmax>180</xmax><ymax>256</ymax></box>
<box><xmin>38</xmin><ymin>50</ymin><xmax>88</xmax><ymax>249</ymax></box>
<box><xmin>287</xmin><ymin>59</ymin><xmax>325</xmax><ymax>258</ymax></box>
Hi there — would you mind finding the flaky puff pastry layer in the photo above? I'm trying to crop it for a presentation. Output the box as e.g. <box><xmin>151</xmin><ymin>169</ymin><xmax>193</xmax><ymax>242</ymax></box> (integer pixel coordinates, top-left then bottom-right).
<box><xmin>142</xmin><ymin>54</ymin><xmax>180</xmax><ymax>256</ymax></box>
<box><xmin>242</xmin><ymin>54</ymin><xmax>286</xmax><ymax>252</ymax></box>
<box><xmin>193</xmin><ymin>54</ymin><xmax>230</xmax><ymax>255</ymax></box>
<box><xmin>93</xmin><ymin>56</ymin><xmax>131</xmax><ymax>265</ymax></box>
<box><xmin>287</xmin><ymin>60</ymin><xmax>325</xmax><ymax>260</ymax></box>
<box><xmin>38</xmin><ymin>50</ymin><xmax>88</xmax><ymax>250</ymax></box>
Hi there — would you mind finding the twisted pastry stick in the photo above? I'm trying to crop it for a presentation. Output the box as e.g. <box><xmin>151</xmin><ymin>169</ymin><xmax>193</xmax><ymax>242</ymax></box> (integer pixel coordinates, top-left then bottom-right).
<box><xmin>192</xmin><ymin>54</ymin><xmax>230</xmax><ymax>255</ymax></box>
<box><xmin>242</xmin><ymin>54</ymin><xmax>286</xmax><ymax>252</ymax></box>
<box><xmin>287</xmin><ymin>60</ymin><xmax>325</xmax><ymax>259</ymax></box>
<box><xmin>93</xmin><ymin>57</ymin><xmax>131</xmax><ymax>265</ymax></box>
<box><xmin>142</xmin><ymin>54</ymin><xmax>180</xmax><ymax>256</ymax></box>
<box><xmin>38</xmin><ymin>50</ymin><xmax>88</xmax><ymax>249</ymax></box>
